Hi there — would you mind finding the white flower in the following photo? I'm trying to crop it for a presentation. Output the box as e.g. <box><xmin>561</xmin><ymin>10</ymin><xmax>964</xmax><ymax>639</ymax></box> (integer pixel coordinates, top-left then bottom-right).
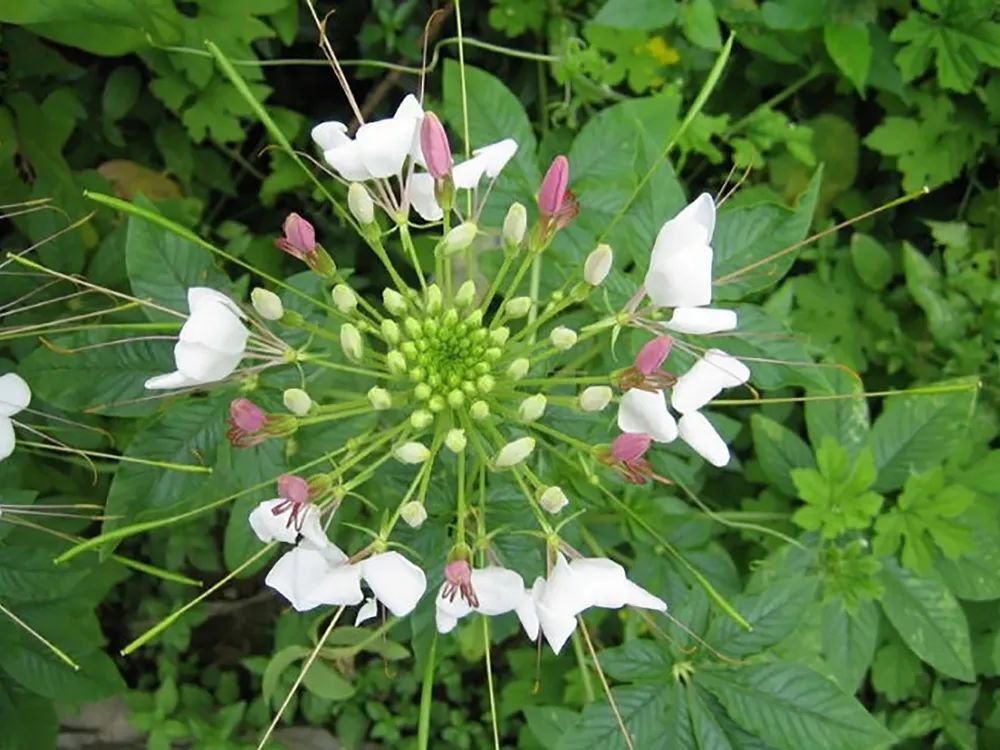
<box><xmin>312</xmin><ymin>95</ymin><xmax>424</xmax><ymax>181</ymax></box>
<box><xmin>617</xmin><ymin>388</ymin><xmax>678</xmax><ymax>443</ymax></box>
<box><xmin>249</xmin><ymin>499</ymin><xmax>328</xmax><ymax>548</ymax></box>
<box><xmin>0</xmin><ymin>373</ymin><xmax>30</xmax><ymax>462</ymax></box>
<box><xmin>530</xmin><ymin>554</ymin><xmax>666</xmax><ymax>654</ymax></box>
<box><xmin>434</xmin><ymin>564</ymin><xmax>539</xmax><ymax>637</ymax></box>
<box><xmin>144</xmin><ymin>288</ymin><xmax>249</xmax><ymax>390</ymax></box>
<box><xmin>644</xmin><ymin>193</ymin><xmax>737</xmax><ymax>334</ymax></box>
<box><xmin>356</xmin><ymin>551</ymin><xmax>428</xmax><ymax>620</ymax></box>
<box><xmin>494</xmin><ymin>437</ymin><xmax>535</xmax><ymax>468</ymax></box>
<box><xmin>409</xmin><ymin>139</ymin><xmax>519</xmax><ymax>222</ymax></box>
<box><xmin>677</xmin><ymin>411</ymin><xmax>730</xmax><ymax>468</ymax></box>
<box><xmin>670</xmin><ymin>349</ymin><xmax>750</xmax><ymax>414</ymax></box>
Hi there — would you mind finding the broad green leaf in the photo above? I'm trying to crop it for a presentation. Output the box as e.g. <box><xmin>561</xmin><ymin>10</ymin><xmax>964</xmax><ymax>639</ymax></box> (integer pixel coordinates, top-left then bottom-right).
<box><xmin>820</xmin><ymin>598</ymin><xmax>878</xmax><ymax>693</ymax></box>
<box><xmin>936</xmin><ymin>524</ymin><xmax>1000</xmax><ymax>601</ymax></box>
<box><xmin>682</xmin><ymin>0</ymin><xmax>722</xmax><ymax>51</ymax></box>
<box><xmin>824</xmin><ymin>23</ymin><xmax>871</xmax><ymax>93</ymax></box>
<box><xmin>262</xmin><ymin>645</ymin><xmax>310</xmax><ymax>705</ymax></box>
<box><xmin>879</xmin><ymin>558</ymin><xmax>974</xmax><ymax>681</ymax></box>
<box><xmin>902</xmin><ymin>243</ymin><xmax>963</xmax><ymax>343</ymax></box>
<box><xmin>706</xmin><ymin>576</ymin><xmax>818</xmax><ymax>657</ymax></box>
<box><xmin>850</xmin><ymin>233</ymin><xmax>893</xmax><ymax>290</ymax></box>
<box><xmin>221</xmin><ymin>440</ymin><xmax>287</xmax><ymax>574</ymax></box>
<box><xmin>791</xmin><ymin>438</ymin><xmax>882</xmax><ymax>538</ymax></box>
<box><xmin>556</xmin><ymin>685</ymin><xmax>668</xmax><ymax>749</ymax></box>
<box><xmin>698</xmin><ymin>662</ymin><xmax>893</xmax><ymax>750</ymax></box>
<box><xmin>871</xmin><ymin>640</ymin><xmax>924</xmax><ymax>702</ymax></box>
<box><xmin>663</xmin><ymin>681</ymin><xmax>777</xmax><ymax>750</ymax></box>
<box><xmin>0</xmin><ymin>547</ymin><xmax>89</xmax><ymax>603</ymax></box>
<box><xmin>103</xmin><ymin>397</ymin><xmax>227</xmax><ymax>535</ymax></box>
<box><xmin>750</xmin><ymin>414</ymin><xmax>815</xmax><ymax>496</ymax></box>
<box><xmin>869</xmin><ymin>377</ymin><xmax>978</xmax><ymax>492</ymax></box>
<box><xmin>18</xmin><ymin>331</ymin><xmax>176</xmax><ymax>417</ymax></box>
<box><xmin>761</xmin><ymin>0</ymin><xmax>828</xmax><ymax>31</ymax></box>
<box><xmin>126</xmin><ymin>202</ymin><xmax>230</xmax><ymax>321</ymax></box>
<box><xmin>803</xmin><ymin>370</ymin><xmax>870</xmax><ymax>458</ymax></box>
<box><xmin>525</xmin><ymin>706</ymin><xmax>580</xmax><ymax>747</ymax></box>
<box><xmin>600</xmin><ymin>639</ymin><xmax>673</xmax><ymax>682</ymax></box>
<box><xmin>593</xmin><ymin>0</ymin><xmax>678</xmax><ymax>29</ymax></box>
<box><xmin>0</xmin><ymin>691</ymin><xmax>58</xmax><ymax>750</ymax></box>
<box><xmin>712</xmin><ymin>169</ymin><xmax>822</xmax><ymax>300</ymax></box>
<box><xmin>301</xmin><ymin>660</ymin><xmax>355</xmax><ymax>701</ymax></box>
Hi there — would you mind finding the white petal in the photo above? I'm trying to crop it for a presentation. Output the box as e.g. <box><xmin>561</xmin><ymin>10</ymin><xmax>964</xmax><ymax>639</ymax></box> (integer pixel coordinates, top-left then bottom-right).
<box><xmin>471</xmin><ymin>567</ymin><xmax>525</xmax><ymax>616</ymax></box>
<box><xmin>355</xmin><ymin>597</ymin><xmax>378</xmax><ymax>626</ymax></box>
<box><xmin>435</xmin><ymin>583</ymin><xmax>473</xmax><ymax>633</ymax></box>
<box><xmin>452</xmin><ymin>153</ymin><xmax>489</xmax><ymax>190</ymax></box>
<box><xmin>173</xmin><ymin>341</ymin><xmax>242</xmax><ymax>383</ymax></box>
<box><xmin>409</xmin><ymin>172</ymin><xmax>444</xmax><ymax>221</ymax></box>
<box><xmin>299</xmin><ymin>506</ymin><xmax>330</xmax><ymax>549</ymax></box>
<box><xmin>645</xmin><ymin>238</ymin><xmax>713</xmax><ymax>308</ymax></box>
<box><xmin>361</xmin><ymin>552</ymin><xmax>427</xmax><ymax>617</ymax></box>
<box><xmin>539</xmin><ymin>553</ymin><xmax>590</xmax><ymax>618</ymax></box>
<box><xmin>515</xmin><ymin>588</ymin><xmax>540</xmax><ymax>640</ymax></box>
<box><xmin>664</xmin><ymin>307</ymin><xmax>738</xmax><ymax>335</ymax></box>
<box><xmin>179</xmin><ymin>303</ymin><xmax>249</xmax><ymax>354</ymax></box>
<box><xmin>311</xmin><ymin>121</ymin><xmax>350</xmax><ymax>151</ymax></box>
<box><xmin>305</xmin><ymin>561</ymin><xmax>365</xmax><ymax>610</ymax></box>
<box><xmin>623</xmin><ymin>580</ymin><xmax>668</xmax><ymax>612</ymax></box>
<box><xmin>568</xmin><ymin>557</ymin><xmax>629</xmax><ymax>609</ymax></box>
<box><xmin>356</xmin><ymin>115</ymin><xmax>419</xmax><ymax>179</ymax></box>
<box><xmin>670</xmin><ymin>349</ymin><xmax>750</xmax><ymax>413</ymax></box>
<box><xmin>249</xmin><ymin>499</ymin><xmax>299</xmax><ymax>544</ymax></box>
<box><xmin>0</xmin><ymin>373</ymin><xmax>31</xmax><ymax>417</ymax></box>
<box><xmin>143</xmin><ymin>370</ymin><xmax>198</xmax><ymax>390</ymax></box>
<box><xmin>534</xmin><ymin>578</ymin><xmax>578</xmax><ymax>655</ymax></box>
<box><xmin>681</xmin><ymin>192</ymin><xmax>716</xmax><ymax>239</ymax></box>
<box><xmin>435</xmin><ymin>609</ymin><xmax>459</xmax><ymax>634</ymax></box>
<box><xmin>474</xmin><ymin>139</ymin><xmax>518</xmax><ymax>178</ymax></box>
<box><xmin>187</xmin><ymin>287</ymin><xmax>243</xmax><ymax>317</ymax></box>
<box><xmin>323</xmin><ymin>142</ymin><xmax>372</xmax><ymax>182</ymax></box>
<box><xmin>394</xmin><ymin>94</ymin><xmax>424</xmax><ymax>121</ymax></box>
<box><xmin>0</xmin><ymin>417</ymin><xmax>15</xmax><ymax>462</ymax></box>
<box><xmin>265</xmin><ymin>545</ymin><xmax>335</xmax><ymax>612</ymax></box>
<box><xmin>617</xmin><ymin>388</ymin><xmax>678</xmax><ymax>443</ymax></box>
<box><xmin>678</xmin><ymin>411</ymin><xmax>731</xmax><ymax>467</ymax></box>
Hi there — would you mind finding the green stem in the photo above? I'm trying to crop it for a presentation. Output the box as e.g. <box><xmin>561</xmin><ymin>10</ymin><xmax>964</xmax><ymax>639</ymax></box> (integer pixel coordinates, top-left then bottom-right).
<box><xmin>417</xmin><ymin>633</ymin><xmax>438</xmax><ymax>750</ymax></box>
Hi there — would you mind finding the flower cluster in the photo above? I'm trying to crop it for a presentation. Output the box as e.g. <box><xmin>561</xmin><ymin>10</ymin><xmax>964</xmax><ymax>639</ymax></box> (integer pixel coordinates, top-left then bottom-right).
<box><xmin>120</xmin><ymin>94</ymin><xmax>752</xmax><ymax>655</ymax></box>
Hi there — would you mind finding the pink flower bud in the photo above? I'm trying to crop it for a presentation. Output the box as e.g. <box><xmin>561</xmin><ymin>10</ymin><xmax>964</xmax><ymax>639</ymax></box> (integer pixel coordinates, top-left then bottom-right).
<box><xmin>420</xmin><ymin>112</ymin><xmax>453</xmax><ymax>180</ymax></box>
<box><xmin>277</xmin><ymin>474</ymin><xmax>310</xmax><ymax>505</ymax></box>
<box><xmin>442</xmin><ymin>559</ymin><xmax>479</xmax><ymax>607</ymax></box>
<box><xmin>228</xmin><ymin>398</ymin><xmax>268</xmax><ymax>447</ymax></box>
<box><xmin>275</xmin><ymin>213</ymin><xmax>316</xmax><ymax>261</ymax></box>
<box><xmin>635</xmin><ymin>335</ymin><xmax>674</xmax><ymax>376</ymax></box>
<box><xmin>611</xmin><ymin>432</ymin><xmax>652</xmax><ymax>463</ymax></box>
<box><xmin>538</xmin><ymin>155</ymin><xmax>569</xmax><ymax>218</ymax></box>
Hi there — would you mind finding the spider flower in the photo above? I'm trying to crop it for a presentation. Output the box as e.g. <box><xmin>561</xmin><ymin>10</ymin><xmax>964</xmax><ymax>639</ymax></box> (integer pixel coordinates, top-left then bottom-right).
<box><xmin>0</xmin><ymin>373</ymin><xmax>30</xmax><ymax>462</ymax></box>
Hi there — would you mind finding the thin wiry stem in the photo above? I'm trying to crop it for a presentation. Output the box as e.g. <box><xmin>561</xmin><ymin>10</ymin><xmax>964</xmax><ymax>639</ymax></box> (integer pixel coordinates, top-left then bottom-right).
<box><xmin>579</xmin><ymin>617</ymin><xmax>634</xmax><ymax>750</ymax></box>
<box><xmin>0</xmin><ymin>599</ymin><xmax>79</xmax><ymax>670</ymax></box>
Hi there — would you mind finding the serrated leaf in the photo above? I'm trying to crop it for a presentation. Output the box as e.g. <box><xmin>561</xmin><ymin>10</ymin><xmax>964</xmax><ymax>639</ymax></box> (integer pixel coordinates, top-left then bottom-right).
<box><xmin>869</xmin><ymin>378</ymin><xmax>978</xmax><ymax>492</ymax></box>
<box><xmin>706</xmin><ymin>576</ymin><xmax>818</xmax><ymax>657</ymax></box>
<box><xmin>804</xmin><ymin>370</ymin><xmax>870</xmax><ymax>458</ymax></box>
<box><xmin>821</xmin><ymin>598</ymin><xmax>878</xmax><ymax>693</ymax></box>
<box><xmin>879</xmin><ymin>558</ymin><xmax>974</xmax><ymax>682</ymax></box>
<box><xmin>557</xmin><ymin>685</ymin><xmax>668</xmax><ymax>749</ymax></box>
<box><xmin>698</xmin><ymin>662</ymin><xmax>893</xmax><ymax>750</ymax></box>
<box><xmin>750</xmin><ymin>414</ymin><xmax>815</xmax><ymax>496</ymax></box>
<box><xmin>600</xmin><ymin>639</ymin><xmax>673</xmax><ymax>682</ymax></box>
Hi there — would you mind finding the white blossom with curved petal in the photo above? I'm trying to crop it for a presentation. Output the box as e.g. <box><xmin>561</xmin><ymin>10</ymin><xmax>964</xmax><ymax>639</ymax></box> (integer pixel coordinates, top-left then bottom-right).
<box><xmin>0</xmin><ymin>373</ymin><xmax>30</xmax><ymax>463</ymax></box>
<box><xmin>434</xmin><ymin>565</ymin><xmax>535</xmax><ymax>635</ymax></box>
<box><xmin>249</xmin><ymin>499</ymin><xmax>328</xmax><ymax>548</ymax></box>
<box><xmin>670</xmin><ymin>349</ymin><xmax>750</xmax><ymax>414</ymax></box>
<box><xmin>617</xmin><ymin>387</ymin><xmax>677</xmax><ymax>443</ymax></box>
<box><xmin>145</xmin><ymin>288</ymin><xmax>248</xmax><ymax>390</ymax></box>
<box><xmin>531</xmin><ymin>554</ymin><xmax>666</xmax><ymax>654</ymax></box>
<box><xmin>678</xmin><ymin>411</ymin><xmax>730</xmax><ymax>467</ymax></box>
<box><xmin>360</xmin><ymin>551</ymin><xmax>427</xmax><ymax>618</ymax></box>
<box><xmin>265</xmin><ymin>542</ymin><xmax>364</xmax><ymax>613</ymax></box>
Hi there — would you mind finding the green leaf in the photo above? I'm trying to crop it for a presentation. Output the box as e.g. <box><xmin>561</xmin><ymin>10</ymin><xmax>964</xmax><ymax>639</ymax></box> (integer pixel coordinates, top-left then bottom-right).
<box><xmin>902</xmin><ymin>242</ymin><xmax>963</xmax><ymax>343</ymax></box>
<box><xmin>18</xmin><ymin>331</ymin><xmax>176</xmax><ymax>417</ymax></box>
<box><xmin>823</xmin><ymin>23</ymin><xmax>871</xmax><ymax>93</ymax></box>
<box><xmin>0</xmin><ymin>691</ymin><xmax>58</xmax><ymax>750</ymax></box>
<box><xmin>682</xmin><ymin>0</ymin><xmax>722</xmax><ymax>51</ymax></box>
<box><xmin>103</xmin><ymin>398</ymin><xmax>225</xmax><ymax>535</ymax></box>
<box><xmin>698</xmin><ymin>662</ymin><xmax>893</xmax><ymax>750</ymax></box>
<box><xmin>593</xmin><ymin>0</ymin><xmax>678</xmax><ymax>29</ymax></box>
<box><xmin>751</xmin><ymin>414</ymin><xmax>815</xmax><ymax>496</ymax></box>
<box><xmin>791</xmin><ymin>438</ymin><xmax>883</xmax><ymax>538</ymax></box>
<box><xmin>712</xmin><ymin>169</ymin><xmax>822</xmax><ymax>300</ymax></box>
<box><xmin>803</xmin><ymin>370</ymin><xmax>870</xmax><ymax>458</ymax></box>
<box><xmin>706</xmin><ymin>576</ymin><xmax>819</xmax><ymax>657</ymax></box>
<box><xmin>600</xmin><ymin>639</ymin><xmax>673</xmax><ymax>682</ymax></box>
<box><xmin>879</xmin><ymin>558</ymin><xmax>975</xmax><ymax>682</ymax></box>
<box><xmin>821</xmin><ymin>598</ymin><xmax>878</xmax><ymax>693</ymax></box>
<box><xmin>557</xmin><ymin>685</ymin><xmax>668</xmax><ymax>749</ymax></box>
<box><xmin>262</xmin><ymin>645</ymin><xmax>310</xmax><ymax>705</ymax></box>
<box><xmin>126</xmin><ymin>201</ymin><xmax>230</xmax><ymax>321</ymax></box>
<box><xmin>936</xmin><ymin>524</ymin><xmax>1000</xmax><ymax>601</ymax></box>
<box><xmin>664</xmin><ymin>680</ymin><xmax>777</xmax><ymax>750</ymax></box>
<box><xmin>525</xmin><ymin>706</ymin><xmax>580</xmax><ymax>747</ymax></box>
<box><xmin>850</xmin><ymin>233</ymin><xmax>893</xmax><ymax>291</ymax></box>
<box><xmin>301</xmin><ymin>660</ymin><xmax>355</xmax><ymax>701</ymax></box>
<box><xmin>869</xmin><ymin>377</ymin><xmax>978</xmax><ymax>492</ymax></box>
<box><xmin>871</xmin><ymin>640</ymin><xmax>923</xmax><ymax>702</ymax></box>
<box><xmin>221</xmin><ymin>440</ymin><xmax>286</xmax><ymax>574</ymax></box>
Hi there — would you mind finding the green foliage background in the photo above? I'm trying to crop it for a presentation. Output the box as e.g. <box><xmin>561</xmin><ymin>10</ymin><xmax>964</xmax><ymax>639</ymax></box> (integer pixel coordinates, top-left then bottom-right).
<box><xmin>0</xmin><ymin>0</ymin><xmax>998</xmax><ymax>748</ymax></box>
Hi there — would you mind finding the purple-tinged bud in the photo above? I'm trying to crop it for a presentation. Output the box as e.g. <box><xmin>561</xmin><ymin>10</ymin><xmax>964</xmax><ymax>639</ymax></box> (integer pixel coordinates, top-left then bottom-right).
<box><xmin>275</xmin><ymin>213</ymin><xmax>316</xmax><ymax>261</ymax></box>
<box><xmin>539</xmin><ymin>156</ymin><xmax>569</xmax><ymax>217</ymax></box>
<box><xmin>277</xmin><ymin>474</ymin><xmax>310</xmax><ymax>505</ymax></box>
<box><xmin>228</xmin><ymin>398</ymin><xmax>267</xmax><ymax>447</ymax></box>
<box><xmin>442</xmin><ymin>559</ymin><xmax>479</xmax><ymax>607</ymax></box>
<box><xmin>420</xmin><ymin>112</ymin><xmax>453</xmax><ymax>180</ymax></box>
<box><xmin>611</xmin><ymin>432</ymin><xmax>652</xmax><ymax>463</ymax></box>
<box><xmin>635</xmin><ymin>335</ymin><xmax>674</xmax><ymax>376</ymax></box>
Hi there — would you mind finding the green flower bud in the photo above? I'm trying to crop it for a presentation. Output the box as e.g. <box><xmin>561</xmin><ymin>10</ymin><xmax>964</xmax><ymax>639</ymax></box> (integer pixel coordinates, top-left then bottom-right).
<box><xmin>476</xmin><ymin>374</ymin><xmax>495</xmax><ymax>393</ymax></box>
<box><xmin>584</xmin><ymin>243</ymin><xmax>613</xmax><ymax>286</ymax></box>
<box><xmin>381</xmin><ymin>319</ymin><xmax>401</xmax><ymax>344</ymax></box>
<box><xmin>470</xmin><ymin>401</ymin><xmax>490</xmax><ymax>420</ymax></box>
<box><xmin>424</xmin><ymin>284</ymin><xmax>443</xmax><ymax>315</ymax></box>
<box><xmin>394</xmin><ymin>441</ymin><xmax>430</xmax><ymax>464</ymax></box>
<box><xmin>550</xmin><ymin>326</ymin><xmax>578</xmax><ymax>351</ymax></box>
<box><xmin>367</xmin><ymin>386</ymin><xmax>392</xmax><ymax>410</ymax></box>
<box><xmin>404</xmin><ymin>317</ymin><xmax>422</xmax><ymax>338</ymax></box>
<box><xmin>505</xmin><ymin>296</ymin><xmax>532</xmax><ymax>319</ymax></box>
<box><xmin>489</xmin><ymin>327</ymin><xmax>510</xmax><ymax>347</ymax></box>
<box><xmin>428</xmin><ymin>395</ymin><xmax>446</xmax><ymax>412</ymax></box>
<box><xmin>494</xmin><ymin>437</ymin><xmax>535</xmax><ymax>468</ymax></box>
<box><xmin>507</xmin><ymin>358</ymin><xmax>530</xmax><ymax>380</ymax></box>
<box><xmin>414</xmin><ymin>383</ymin><xmax>432</xmax><ymax>400</ymax></box>
<box><xmin>251</xmin><ymin>287</ymin><xmax>284</xmax><ymax>321</ymax></box>
<box><xmin>331</xmin><ymin>284</ymin><xmax>358</xmax><ymax>314</ymax></box>
<box><xmin>454</xmin><ymin>280</ymin><xmax>477</xmax><ymax>308</ymax></box>
<box><xmin>400</xmin><ymin>501</ymin><xmax>427</xmax><ymax>528</ymax></box>
<box><xmin>282</xmin><ymin>388</ymin><xmax>312</xmax><ymax>416</ymax></box>
<box><xmin>502</xmin><ymin>202</ymin><xmax>527</xmax><ymax>248</ymax></box>
<box><xmin>464</xmin><ymin>309</ymin><xmax>483</xmax><ymax>328</ymax></box>
<box><xmin>539</xmin><ymin>486</ymin><xmax>569</xmax><ymax>514</ymax></box>
<box><xmin>445</xmin><ymin>428</ymin><xmax>467</xmax><ymax>453</ymax></box>
<box><xmin>383</xmin><ymin>288</ymin><xmax>408</xmax><ymax>316</ymax></box>
<box><xmin>410</xmin><ymin>409</ymin><xmax>433</xmax><ymax>429</ymax></box>
<box><xmin>447</xmin><ymin>389</ymin><xmax>465</xmax><ymax>408</ymax></box>
<box><xmin>340</xmin><ymin>323</ymin><xmax>363</xmax><ymax>362</ymax></box>
<box><xmin>348</xmin><ymin>183</ymin><xmax>375</xmax><ymax>225</ymax></box>
<box><xmin>401</xmin><ymin>341</ymin><xmax>418</xmax><ymax>358</ymax></box>
<box><xmin>518</xmin><ymin>394</ymin><xmax>547</xmax><ymax>423</ymax></box>
<box><xmin>441</xmin><ymin>222</ymin><xmax>477</xmax><ymax>256</ymax></box>
<box><xmin>386</xmin><ymin>350</ymin><xmax>407</xmax><ymax>374</ymax></box>
<box><xmin>579</xmin><ymin>385</ymin><xmax>613</xmax><ymax>412</ymax></box>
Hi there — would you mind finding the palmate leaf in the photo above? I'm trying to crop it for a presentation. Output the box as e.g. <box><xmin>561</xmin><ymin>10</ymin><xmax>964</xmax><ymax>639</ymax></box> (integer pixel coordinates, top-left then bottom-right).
<box><xmin>665</xmin><ymin>681</ymin><xmax>777</xmax><ymax>750</ymax></box>
<box><xmin>697</xmin><ymin>662</ymin><xmax>894</xmax><ymax>750</ymax></box>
